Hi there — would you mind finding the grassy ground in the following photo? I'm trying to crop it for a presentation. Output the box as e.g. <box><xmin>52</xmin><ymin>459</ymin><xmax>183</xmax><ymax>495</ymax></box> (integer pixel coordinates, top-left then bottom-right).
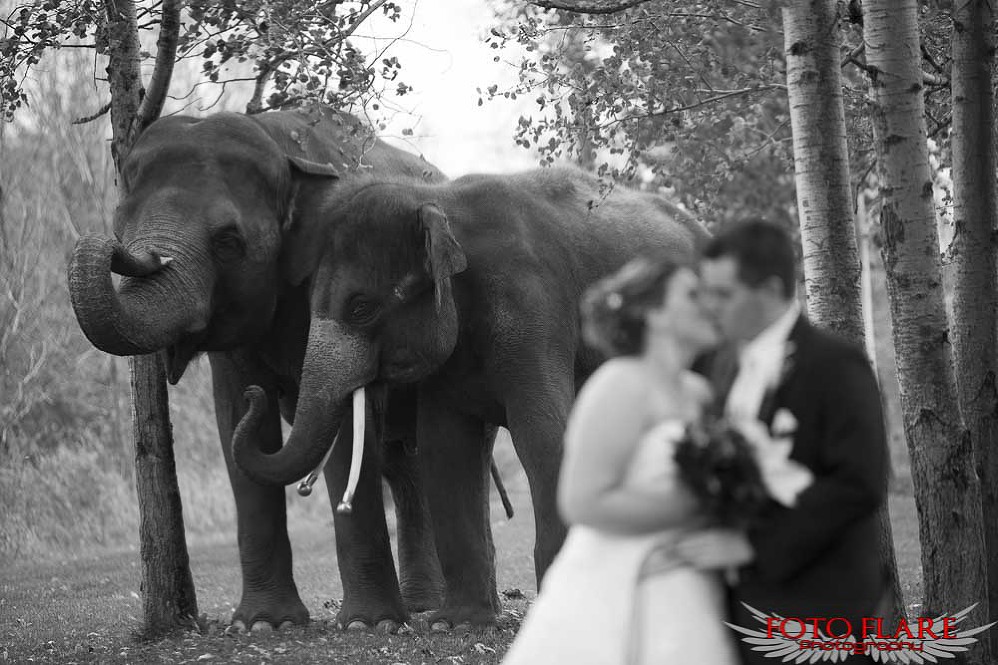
<box><xmin>1</xmin><ymin>476</ymin><xmax>920</xmax><ymax>665</ymax></box>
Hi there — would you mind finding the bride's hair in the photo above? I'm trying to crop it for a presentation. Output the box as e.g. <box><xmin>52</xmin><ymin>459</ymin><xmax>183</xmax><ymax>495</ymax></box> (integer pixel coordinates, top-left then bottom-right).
<box><xmin>581</xmin><ymin>255</ymin><xmax>685</xmax><ymax>357</ymax></box>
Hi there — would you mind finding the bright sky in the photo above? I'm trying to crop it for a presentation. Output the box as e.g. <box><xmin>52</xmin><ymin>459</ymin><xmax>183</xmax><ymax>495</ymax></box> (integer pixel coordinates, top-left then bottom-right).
<box><xmin>356</xmin><ymin>0</ymin><xmax>539</xmax><ymax>176</ymax></box>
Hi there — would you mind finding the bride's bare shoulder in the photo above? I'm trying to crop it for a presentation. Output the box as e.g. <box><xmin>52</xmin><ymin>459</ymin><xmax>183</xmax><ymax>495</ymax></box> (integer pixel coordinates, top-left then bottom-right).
<box><xmin>586</xmin><ymin>357</ymin><xmax>650</xmax><ymax>386</ymax></box>
<box><xmin>576</xmin><ymin>358</ymin><xmax>652</xmax><ymax>403</ymax></box>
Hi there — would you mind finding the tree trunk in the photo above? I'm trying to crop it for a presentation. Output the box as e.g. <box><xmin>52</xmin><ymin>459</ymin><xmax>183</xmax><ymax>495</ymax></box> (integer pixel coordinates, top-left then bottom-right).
<box><xmin>950</xmin><ymin>0</ymin><xmax>998</xmax><ymax>654</ymax></box>
<box><xmin>782</xmin><ymin>0</ymin><xmax>904</xmax><ymax>625</ymax></box>
<box><xmin>783</xmin><ymin>0</ymin><xmax>863</xmax><ymax>342</ymax></box>
<box><xmin>131</xmin><ymin>353</ymin><xmax>199</xmax><ymax>637</ymax></box>
<box><xmin>103</xmin><ymin>0</ymin><xmax>197</xmax><ymax>638</ymax></box>
<box><xmin>864</xmin><ymin>2</ymin><xmax>989</xmax><ymax>660</ymax></box>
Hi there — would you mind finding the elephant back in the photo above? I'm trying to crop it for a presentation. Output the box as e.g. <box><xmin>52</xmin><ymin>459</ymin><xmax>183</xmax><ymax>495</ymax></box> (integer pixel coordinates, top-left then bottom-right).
<box><xmin>253</xmin><ymin>106</ymin><xmax>446</xmax><ymax>184</ymax></box>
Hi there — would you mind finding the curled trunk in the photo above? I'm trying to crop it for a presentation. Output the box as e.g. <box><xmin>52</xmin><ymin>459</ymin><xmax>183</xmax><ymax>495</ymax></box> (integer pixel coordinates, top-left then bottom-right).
<box><xmin>67</xmin><ymin>234</ymin><xmax>208</xmax><ymax>356</ymax></box>
<box><xmin>232</xmin><ymin>319</ymin><xmax>375</xmax><ymax>486</ymax></box>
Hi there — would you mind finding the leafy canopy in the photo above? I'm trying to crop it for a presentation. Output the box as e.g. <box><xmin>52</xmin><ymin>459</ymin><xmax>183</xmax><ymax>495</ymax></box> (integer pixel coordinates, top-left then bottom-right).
<box><xmin>1</xmin><ymin>0</ymin><xmax>409</xmax><ymax>121</ymax></box>
<box><xmin>486</xmin><ymin>0</ymin><xmax>953</xmax><ymax>230</ymax></box>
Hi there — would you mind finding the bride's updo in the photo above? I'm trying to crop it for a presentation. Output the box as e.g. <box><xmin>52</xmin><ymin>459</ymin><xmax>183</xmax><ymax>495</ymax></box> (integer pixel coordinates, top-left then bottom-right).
<box><xmin>581</xmin><ymin>255</ymin><xmax>684</xmax><ymax>357</ymax></box>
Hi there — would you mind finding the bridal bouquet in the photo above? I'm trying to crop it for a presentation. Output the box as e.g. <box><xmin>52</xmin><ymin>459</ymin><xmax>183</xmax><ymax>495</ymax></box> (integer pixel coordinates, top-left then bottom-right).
<box><xmin>673</xmin><ymin>416</ymin><xmax>771</xmax><ymax>527</ymax></box>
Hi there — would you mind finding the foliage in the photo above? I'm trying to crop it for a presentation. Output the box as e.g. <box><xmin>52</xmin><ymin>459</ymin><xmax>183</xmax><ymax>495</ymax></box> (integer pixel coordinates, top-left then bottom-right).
<box><xmin>485</xmin><ymin>0</ymin><xmax>954</xmax><ymax>231</ymax></box>
<box><xmin>0</xmin><ymin>0</ymin><xmax>408</xmax><ymax>121</ymax></box>
<box><xmin>485</xmin><ymin>1</ymin><xmax>795</xmax><ymax>228</ymax></box>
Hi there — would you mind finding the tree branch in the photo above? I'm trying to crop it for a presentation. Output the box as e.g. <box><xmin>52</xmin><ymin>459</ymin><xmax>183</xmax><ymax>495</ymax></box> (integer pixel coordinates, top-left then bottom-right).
<box><xmin>246</xmin><ymin>62</ymin><xmax>273</xmax><ymax>114</ymax></box>
<box><xmin>342</xmin><ymin>0</ymin><xmax>388</xmax><ymax>38</ymax></box>
<box><xmin>136</xmin><ymin>0</ymin><xmax>180</xmax><ymax>129</ymax></box>
<box><xmin>526</xmin><ymin>0</ymin><xmax>652</xmax><ymax>14</ymax></box>
<box><xmin>72</xmin><ymin>101</ymin><xmax>112</xmax><ymax>125</ymax></box>
<box><xmin>615</xmin><ymin>84</ymin><xmax>786</xmax><ymax>126</ymax></box>
<box><xmin>842</xmin><ymin>42</ymin><xmax>949</xmax><ymax>87</ymax></box>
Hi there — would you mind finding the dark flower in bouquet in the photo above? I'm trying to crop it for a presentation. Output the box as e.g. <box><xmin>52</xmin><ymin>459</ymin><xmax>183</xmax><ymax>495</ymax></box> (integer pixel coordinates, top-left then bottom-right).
<box><xmin>673</xmin><ymin>416</ymin><xmax>771</xmax><ymax>527</ymax></box>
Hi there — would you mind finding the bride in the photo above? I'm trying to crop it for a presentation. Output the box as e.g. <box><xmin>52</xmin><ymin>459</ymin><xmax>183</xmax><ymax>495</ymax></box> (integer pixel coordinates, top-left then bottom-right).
<box><xmin>502</xmin><ymin>256</ymin><xmax>751</xmax><ymax>665</ymax></box>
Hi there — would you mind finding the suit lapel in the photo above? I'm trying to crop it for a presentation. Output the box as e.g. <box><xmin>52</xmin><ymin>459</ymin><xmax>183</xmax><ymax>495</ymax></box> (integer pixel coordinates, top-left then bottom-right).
<box><xmin>757</xmin><ymin>315</ymin><xmax>807</xmax><ymax>426</ymax></box>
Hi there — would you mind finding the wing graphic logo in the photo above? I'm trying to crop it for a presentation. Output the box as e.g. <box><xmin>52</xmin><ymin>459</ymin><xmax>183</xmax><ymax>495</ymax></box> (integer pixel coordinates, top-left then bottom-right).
<box><xmin>724</xmin><ymin>603</ymin><xmax>996</xmax><ymax>663</ymax></box>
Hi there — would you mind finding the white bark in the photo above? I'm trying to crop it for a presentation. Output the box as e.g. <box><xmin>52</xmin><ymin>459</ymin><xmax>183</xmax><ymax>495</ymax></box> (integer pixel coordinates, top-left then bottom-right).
<box><xmin>864</xmin><ymin>0</ymin><xmax>989</xmax><ymax>647</ymax></box>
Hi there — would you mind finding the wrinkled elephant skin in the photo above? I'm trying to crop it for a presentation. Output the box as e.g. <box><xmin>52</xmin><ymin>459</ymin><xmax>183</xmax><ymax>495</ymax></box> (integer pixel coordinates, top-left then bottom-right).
<box><xmin>233</xmin><ymin>166</ymin><xmax>710</xmax><ymax>626</ymax></box>
<box><xmin>66</xmin><ymin>106</ymin><xmax>447</xmax><ymax>629</ymax></box>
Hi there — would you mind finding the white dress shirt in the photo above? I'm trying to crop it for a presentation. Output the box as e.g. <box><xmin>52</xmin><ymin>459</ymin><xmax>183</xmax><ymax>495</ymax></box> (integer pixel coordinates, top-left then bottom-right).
<box><xmin>724</xmin><ymin>300</ymin><xmax>801</xmax><ymax>423</ymax></box>
<box><xmin>724</xmin><ymin>300</ymin><xmax>813</xmax><ymax>507</ymax></box>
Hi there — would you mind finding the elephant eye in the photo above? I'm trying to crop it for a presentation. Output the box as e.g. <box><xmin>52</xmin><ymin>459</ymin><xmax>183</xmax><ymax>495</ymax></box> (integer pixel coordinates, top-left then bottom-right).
<box><xmin>212</xmin><ymin>226</ymin><xmax>245</xmax><ymax>261</ymax></box>
<box><xmin>346</xmin><ymin>295</ymin><xmax>381</xmax><ymax>324</ymax></box>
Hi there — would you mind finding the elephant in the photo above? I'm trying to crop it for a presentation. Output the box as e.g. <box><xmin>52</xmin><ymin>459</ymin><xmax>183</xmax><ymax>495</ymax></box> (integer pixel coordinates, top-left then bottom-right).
<box><xmin>66</xmin><ymin>105</ymin><xmax>451</xmax><ymax>631</ymax></box>
<box><xmin>229</xmin><ymin>166</ymin><xmax>711</xmax><ymax>627</ymax></box>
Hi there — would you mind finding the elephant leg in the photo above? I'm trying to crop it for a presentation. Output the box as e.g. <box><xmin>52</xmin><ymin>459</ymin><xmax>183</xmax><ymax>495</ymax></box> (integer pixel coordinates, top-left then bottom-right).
<box><xmin>381</xmin><ymin>386</ymin><xmax>444</xmax><ymax>612</ymax></box>
<box><xmin>417</xmin><ymin>394</ymin><xmax>500</xmax><ymax>627</ymax></box>
<box><xmin>324</xmin><ymin>400</ymin><xmax>407</xmax><ymax>629</ymax></box>
<box><xmin>503</xmin><ymin>377</ymin><xmax>571</xmax><ymax>586</ymax></box>
<box><xmin>383</xmin><ymin>437</ymin><xmax>445</xmax><ymax>612</ymax></box>
<box><xmin>209</xmin><ymin>351</ymin><xmax>308</xmax><ymax>630</ymax></box>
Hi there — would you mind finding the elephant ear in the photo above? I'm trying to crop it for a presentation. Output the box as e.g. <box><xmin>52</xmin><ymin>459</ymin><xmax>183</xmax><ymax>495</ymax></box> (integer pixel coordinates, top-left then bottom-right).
<box><xmin>279</xmin><ymin>157</ymin><xmax>340</xmax><ymax>286</ymax></box>
<box><xmin>418</xmin><ymin>203</ymin><xmax>467</xmax><ymax>308</ymax></box>
<box><xmin>287</xmin><ymin>155</ymin><xmax>341</xmax><ymax>178</ymax></box>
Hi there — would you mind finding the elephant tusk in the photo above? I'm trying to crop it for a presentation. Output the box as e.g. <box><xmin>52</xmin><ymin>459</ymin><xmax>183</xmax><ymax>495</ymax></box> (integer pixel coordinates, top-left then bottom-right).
<box><xmin>336</xmin><ymin>386</ymin><xmax>366</xmax><ymax>514</ymax></box>
<box><xmin>159</xmin><ymin>255</ymin><xmax>174</xmax><ymax>266</ymax></box>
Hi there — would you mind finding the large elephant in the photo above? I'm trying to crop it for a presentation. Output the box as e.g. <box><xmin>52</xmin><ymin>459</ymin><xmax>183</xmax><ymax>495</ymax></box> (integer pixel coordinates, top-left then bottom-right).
<box><xmin>67</xmin><ymin>106</ymin><xmax>449</xmax><ymax>631</ymax></box>
<box><xmin>230</xmin><ymin>166</ymin><xmax>710</xmax><ymax>626</ymax></box>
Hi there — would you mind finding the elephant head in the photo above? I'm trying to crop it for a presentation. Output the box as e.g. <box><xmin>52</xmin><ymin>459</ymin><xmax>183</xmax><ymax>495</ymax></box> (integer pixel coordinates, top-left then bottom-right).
<box><xmin>231</xmin><ymin>180</ymin><xmax>467</xmax><ymax>486</ymax></box>
<box><xmin>67</xmin><ymin>107</ymin><xmax>444</xmax><ymax>384</ymax></box>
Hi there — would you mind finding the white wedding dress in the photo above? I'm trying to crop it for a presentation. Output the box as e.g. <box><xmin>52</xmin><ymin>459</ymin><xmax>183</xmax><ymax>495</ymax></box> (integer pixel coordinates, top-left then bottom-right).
<box><xmin>502</xmin><ymin>420</ymin><xmax>739</xmax><ymax>665</ymax></box>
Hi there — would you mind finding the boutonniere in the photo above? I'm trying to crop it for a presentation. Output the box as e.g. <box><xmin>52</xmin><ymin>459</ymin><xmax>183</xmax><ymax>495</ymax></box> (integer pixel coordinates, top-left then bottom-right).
<box><xmin>774</xmin><ymin>341</ymin><xmax>797</xmax><ymax>390</ymax></box>
<box><xmin>771</xmin><ymin>407</ymin><xmax>798</xmax><ymax>440</ymax></box>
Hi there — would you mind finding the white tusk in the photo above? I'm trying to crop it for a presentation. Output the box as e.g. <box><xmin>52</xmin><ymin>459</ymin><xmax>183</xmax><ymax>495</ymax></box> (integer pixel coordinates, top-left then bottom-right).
<box><xmin>158</xmin><ymin>255</ymin><xmax>174</xmax><ymax>266</ymax></box>
<box><xmin>337</xmin><ymin>386</ymin><xmax>366</xmax><ymax>514</ymax></box>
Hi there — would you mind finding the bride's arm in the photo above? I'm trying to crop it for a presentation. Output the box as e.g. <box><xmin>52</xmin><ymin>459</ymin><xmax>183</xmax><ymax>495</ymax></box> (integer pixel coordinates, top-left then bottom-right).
<box><xmin>558</xmin><ymin>359</ymin><xmax>701</xmax><ymax>535</ymax></box>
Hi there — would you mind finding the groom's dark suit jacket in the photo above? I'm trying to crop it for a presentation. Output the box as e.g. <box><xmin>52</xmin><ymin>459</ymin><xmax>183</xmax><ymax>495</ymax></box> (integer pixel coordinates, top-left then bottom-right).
<box><xmin>703</xmin><ymin>316</ymin><xmax>888</xmax><ymax>665</ymax></box>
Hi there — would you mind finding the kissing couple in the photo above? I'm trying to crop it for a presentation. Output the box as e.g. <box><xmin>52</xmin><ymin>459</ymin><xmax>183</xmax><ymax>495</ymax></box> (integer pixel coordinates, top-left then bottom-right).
<box><xmin>503</xmin><ymin>219</ymin><xmax>889</xmax><ymax>665</ymax></box>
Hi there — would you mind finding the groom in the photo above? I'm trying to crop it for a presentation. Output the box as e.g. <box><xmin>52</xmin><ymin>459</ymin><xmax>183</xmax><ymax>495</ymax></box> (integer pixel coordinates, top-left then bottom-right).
<box><xmin>690</xmin><ymin>219</ymin><xmax>888</xmax><ymax>664</ymax></box>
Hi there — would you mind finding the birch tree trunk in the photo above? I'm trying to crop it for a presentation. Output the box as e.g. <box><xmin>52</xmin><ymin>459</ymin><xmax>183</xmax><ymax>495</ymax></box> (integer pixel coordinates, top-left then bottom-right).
<box><xmin>782</xmin><ymin>0</ymin><xmax>903</xmax><ymax>624</ymax></box>
<box><xmin>950</xmin><ymin>2</ymin><xmax>998</xmax><ymax>653</ymax></box>
<box><xmin>782</xmin><ymin>1</ymin><xmax>863</xmax><ymax>341</ymax></box>
<box><xmin>864</xmin><ymin>2</ymin><xmax>989</xmax><ymax>658</ymax></box>
<box><xmin>102</xmin><ymin>0</ymin><xmax>197</xmax><ymax>638</ymax></box>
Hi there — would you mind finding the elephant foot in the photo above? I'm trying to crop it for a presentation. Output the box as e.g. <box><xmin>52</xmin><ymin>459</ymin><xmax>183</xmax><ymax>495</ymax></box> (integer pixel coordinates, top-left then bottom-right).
<box><xmin>427</xmin><ymin>603</ymin><xmax>498</xmax><ymax>631</ymax></box>
<box><xmin>230</xmin><ymin>590</ymin><xmax>309</xmax><ymax>632</ymax></box>
<box><xmin>335</xmin><ymin>598</ymin><xmax>407</xmax><ymax>632</ymax></box>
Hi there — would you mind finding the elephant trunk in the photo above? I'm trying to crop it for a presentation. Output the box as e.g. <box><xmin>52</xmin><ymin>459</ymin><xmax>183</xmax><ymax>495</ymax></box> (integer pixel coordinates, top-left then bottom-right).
<box><xmin>232</xmin><ymin>319</ymin><xmax>375</xmax><ymax>486</ymax></box>
<box><xmin>67</xmin><ymin>234</ymin><xmax>210</xmax><ymax>356</ymax></box>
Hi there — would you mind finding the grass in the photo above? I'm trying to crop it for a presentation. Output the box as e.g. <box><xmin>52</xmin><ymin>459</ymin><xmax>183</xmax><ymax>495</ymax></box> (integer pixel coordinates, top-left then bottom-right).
<box><xmin>1</xmin><ymin>462</ymin><xmax>921</xmax><ymax>664</ymax></box>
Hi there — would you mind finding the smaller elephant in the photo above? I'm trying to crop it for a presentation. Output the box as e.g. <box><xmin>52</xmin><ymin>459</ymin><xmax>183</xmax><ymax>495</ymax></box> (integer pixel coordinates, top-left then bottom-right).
<box><xmin>231</xmin><ymin>166</ymin><xmax>709</xmax><ymax>626</ymax></box>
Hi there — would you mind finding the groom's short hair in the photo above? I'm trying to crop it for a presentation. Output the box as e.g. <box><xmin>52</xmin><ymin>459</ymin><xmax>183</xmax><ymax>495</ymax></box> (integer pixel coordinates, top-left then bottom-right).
<box><xmin>703</xmin><ymin>219</ymin><xmax>797</xmax><ymax>299</ymax></box>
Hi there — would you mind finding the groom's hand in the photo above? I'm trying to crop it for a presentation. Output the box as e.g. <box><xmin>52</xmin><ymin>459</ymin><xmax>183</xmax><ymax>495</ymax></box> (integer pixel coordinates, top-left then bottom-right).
<box><xmin>676</xmin><ymin>528</ymin><xmax>755</xmax><ymax>570</ymax></box>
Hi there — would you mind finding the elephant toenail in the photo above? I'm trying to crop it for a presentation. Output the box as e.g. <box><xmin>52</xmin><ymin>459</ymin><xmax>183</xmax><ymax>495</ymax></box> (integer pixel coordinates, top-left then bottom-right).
<box><xmin>346</xmin><ymin>620</ymin><xmax>368</xmax><ymax>631</ymax></box>
<box><xmin>226</xmin><ymin>621</ymin><xmax>247</xmax><ymax>636</ymax></box>
<box><xmin>278</xmin><ymin>621</ymin><xmax>294</xmax><ymax>631</ymax></box>
<box><xmin>376</xmin><ymin>619</ymin><xmax>400</xmax><ymax>634</ymax></box>
<box><xmin>430</xmin><ymin>620</ymin><xmax>452</xmax><ymax>632</ymax></box>
<box><xmin>251</xmin><ymin>621</ymin><xmax>274</xmax><ymax>633</ymax></box>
